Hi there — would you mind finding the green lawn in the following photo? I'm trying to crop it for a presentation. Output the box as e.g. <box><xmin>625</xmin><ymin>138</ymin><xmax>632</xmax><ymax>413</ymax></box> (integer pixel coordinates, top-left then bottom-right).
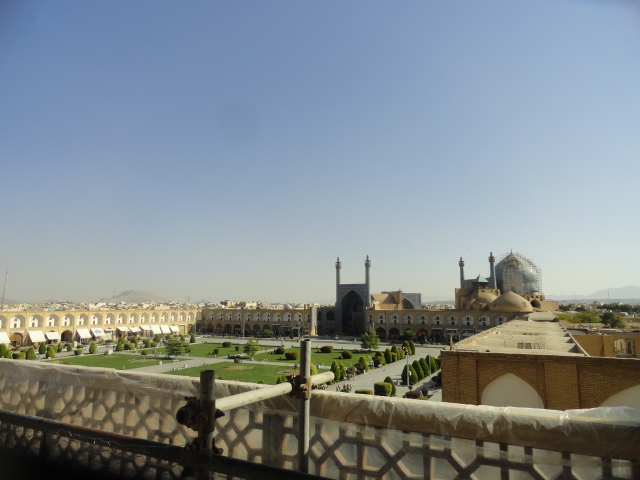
<box><xmin>165</xmin><ymin>361</ymin><xmax>299</xmax><ymax>384</ymax></box>
<box><xmin>163</xmin><ymin>342</ymin><xmax>259</xmax><ymax>358</ymax></box>
<box><xmin>250</xmin><ymin>347</ymin><xmax>374</xmax><ymax>369</ymax></box>
<box><xmin>44</xmin><ymin>353</ymin><xmax>183</xmax><ymax>370</ymax></box>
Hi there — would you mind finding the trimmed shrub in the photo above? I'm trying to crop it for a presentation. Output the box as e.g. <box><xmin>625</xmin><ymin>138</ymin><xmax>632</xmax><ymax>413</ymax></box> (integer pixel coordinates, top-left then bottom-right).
<box><xmin>374</xmin><ymin>382</ymin><xmax>393</xmax><ymax>396</ymax></box>
<box><xmin>276</xmin><ymin>375</ymin><xmax>288</xmax><ymax>384</ymax></box>
<box><xmin>4</xmin><ymin>349</ymin><xmax>12</xmax><ymax>359</ymax></box>
<box><xmin>389</xmin><ymin>352</ymin><xmax>398</xmax><ymax>363</ymax></box>
<box><xmin>341</xmin><ymin>387</ymin><xmax>350</xmax><ymax>393</ymax></box>
<box><xmin>66</xmin><ymin>344</ymin><xmax>73</xmax><ymax>352</ymax></box>
<box><xmin>12</xmin><ymin>352</ymin><xmax>26</xmax><ymax>360</ymax></box>
<box><xmin>153</xmin><ymin>334</ymin><xmax>162</xmax><ymax>343</ymax></box>
<box><xmin>285</xmin><ymin>351</ymin><xmax>299</xmax><ymax>360</ymax></box>
<box><xmin>25</xmin><ymin>347</ymin><xmax>36</xmax><ymax>360</ymax></box>
<box><xmin>144</xmin><ymin>339</ymin><xmax>151</xmax><ymax>348</ymax></box>
<box><xmin>412</xmin><ymin>360</ymin><xmax>424</xmax><ymax>380</ymax></box>
<box><xmin>0</xmin><ymin>344</ymin><xmax>7</xmax><ymax>357</ymax></box>
<box><xmin>390</xmin><ymin>345</ymin><xmax>399</xmax><ymax>355</ymax></box>
<box><xmin>222</xmin><ymin>341</ymin><xmax>232</xmax><ymax>348</ymax></box>
<box><xmin>397</xmin><ymin>348</ymin><xmax>405</xmax><ymax>360</ymax></box>
<box><xmin>57</xmin><ymin>343</ymin><xmax>63</xmax><ymax>352</ymax></box>
<box><xmin>420</xmin><ymin>357</ymin><xmax>430</xmax><ymax>376</ymax></box>
<box><xmin>401</xmin><ymin>365</ymin><xmax>418</xmax><ymax>385</ymax></box>
<box><xmin>47</xmin><ymin>346</ymin><xmax>56</xmax><ymax>358</ymax></box>
<box><xmin>150</xmin><ymin>341</ymin><xmax>157</xmax><ymax>348</ymax></box>
<box><xmin>275</xmin><ymin>347</ymin><xmax>285</xmax><ymax>354</ymax></box>
<box><xmin>355</xmin><ymin>389</ymin><xmax>373</xmax><ymax>395</ymax></box>
<box><xmin>235</xmin><ymin>345</ymin><xmax>240</xmax><ymax>351</ymax></box>
<box><xmin>373</xmin><ymin>355</ymin><xmax>386</xmax><ymax>367</ymax></box>
<box><xmin>257</xmin><ymin>380</ymin><xmax>265</xmax><ymax>384</ymax></box>
<box><xmin>384</xmin><ymin>376</ymin><xmax>396</xmax><ymax>396</ymax></box>
<box><xmin>179</xmin><ymin>335</ymin><xmax>186</xmax><ymax>343</ymax></box>
<box><xmin>409</xmin><ymin>340</ymin><xmax>416</xmax><ymax>355</ymax></box>
<box><xmin>213</xmin><ymin>348</ymin><xmax>220</xmax><ymax>355</ymax></box>
<box><xmin>141</xmin><ymin>350</ymin><xmax>149</xmax><ymax>356</ymax></box>
<box><xmin>341</xmin><ymin>350</ymin><xmax>352</xmax><ymax>360</ymax></box>
<box><xmin>74</xmin><ymin>349</ymin><xmax>83</xmax><ymax>356</ymax></box>
<box><xmin>310</xmin><ymin>364</ymin><xmax>318</xmax><ymax>375</ymax></box>
<box><xmin>358</xmin><ymin>356</ymin><xmax>369</xmax><ymax>371</ymax></box>
<box><xmin>38</xmin><ymin>343</ymin><xmax>47</xmax><ymax>355</ymax></box>
<box><xmin>116</xmin><ymin>342</ymin><xmax>124</xmax><ymax>352</ymax></box>
<box><xmin>190</xmin><ymin>334</ymin><xmax>196</xmax><ymax>343</ymax></box>
<box><xmin>384</xmin><ymin>349</ymin><xmax>392</xmax><ymax>364</ymax></box>
<box><xmin>89</xmin><ymin>341</ymin><xmax>97</xmax><ymax>354</ymax></box>
<box><xmin>319</xmin><ymin>345</ymin><xmax>333</xmax><ymax>353</ymax></box>
<box><xmin>403</xmin><ymin>390</ymin><xmax>422</xmax><ymax>399</ymax></box>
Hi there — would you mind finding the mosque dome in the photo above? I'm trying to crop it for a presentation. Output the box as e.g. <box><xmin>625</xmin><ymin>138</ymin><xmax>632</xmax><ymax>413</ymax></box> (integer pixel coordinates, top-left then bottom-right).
<box><xmin>495</xmin><ymin>252</ymin><xmax>542</xmax><ymax>295</ymax></box>
<box><xmin>466</xmin><ymin>291</ymin><xmax>498</xmax><ymax>310</ymax></box>
<box><xmin>490</xmin><ymin>291</ymin><xmax>533</xmax><ymax>313</ymax></box>
<box><xmin>284</xmin><ymin>304</ymin><xmax>293</xmax><ymax>310</ymax></box>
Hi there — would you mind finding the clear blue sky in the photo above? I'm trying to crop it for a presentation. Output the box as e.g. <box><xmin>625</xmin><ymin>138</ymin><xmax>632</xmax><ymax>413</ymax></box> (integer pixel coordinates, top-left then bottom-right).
<box><xmin>1</xmin><ymin>1</ymin><xmax>639</xmax><ymax>303</ymax></box>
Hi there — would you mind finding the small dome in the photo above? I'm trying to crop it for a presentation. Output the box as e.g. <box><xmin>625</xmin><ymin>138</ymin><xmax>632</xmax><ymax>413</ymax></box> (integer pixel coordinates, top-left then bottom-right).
<box><xmin>284</xmin><ymin>304</ymin><xmax>293</xmax><ymax>310</ymax></box>
<box><xmin>490</xmin><ymin>291</ymin><xmax>533</xmax><ymax>313</ymax></box>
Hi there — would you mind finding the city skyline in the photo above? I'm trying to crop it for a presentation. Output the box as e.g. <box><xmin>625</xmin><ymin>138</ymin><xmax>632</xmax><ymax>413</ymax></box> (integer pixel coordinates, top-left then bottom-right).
<box><xmin>2</xmin><ymin>1</ymin><xmax>639</xmax><ymax>304</ymax></box>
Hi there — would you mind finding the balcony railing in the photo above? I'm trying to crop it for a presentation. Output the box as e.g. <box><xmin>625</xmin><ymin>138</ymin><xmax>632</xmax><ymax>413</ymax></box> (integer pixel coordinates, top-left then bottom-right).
<box><xmin>0</xmin><ymin>358</ymin><xmax>638</xmax><ymax>479</ymax></box>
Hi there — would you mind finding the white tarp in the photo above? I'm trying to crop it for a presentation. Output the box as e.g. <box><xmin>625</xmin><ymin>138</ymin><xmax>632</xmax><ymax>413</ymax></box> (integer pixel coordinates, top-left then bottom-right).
<box><xmin>91</xmin><ymin>328</ymin><xmax>104</xmax><ymax>336</ymax></box>
<box><xmin>139</xmin><ymin>325</ymin><xmax>152</xmax><ymax>331</ymax></box>
<box><xmin>169</xmin><ymin>325</ymin><xmax>180</xmax><ymax>333</ymax></box>
<box><xmin>45</xmin><ymin>331</ymin><xmax>60</xmax><ymax>340</ymax></box>
<box><xmin>76</xmin><ymin>329</ymin><xmax>91</xmax><ymax>339</ymax></box>
<box><xmin>160</xmin><ymin>325</ymin><xmax>171</xmax><ymax>334</ymax></box>
<box><xmin>28</xmin><ymin>330</ymin><xmax>47</xmax><ymax>343</ymax></box>
<box><xmin>116</xmin><ymin>326</ymin><xmax>130</xmax><ymax>332</ymax></box>
<box><xmin>0</xmin><ymin>332</ymin><xmax>10</xmax><ymax>344</ymax></box>
<box><xmin>150</xmin><ymin>325</ymin><xmax>162</xmax><ymax>334</ymax></box>
<box><xmin>128</xmin><ymin>326</ymin><xmax>141</xmax><ymax>333</ymax></box>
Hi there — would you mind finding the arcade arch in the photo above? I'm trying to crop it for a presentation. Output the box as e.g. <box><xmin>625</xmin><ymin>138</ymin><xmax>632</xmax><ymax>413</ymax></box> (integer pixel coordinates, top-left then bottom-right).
<box><xmin>481</xmin><ymin>373</ymin><xmax>543</xmax><ymax>408</ymax></box>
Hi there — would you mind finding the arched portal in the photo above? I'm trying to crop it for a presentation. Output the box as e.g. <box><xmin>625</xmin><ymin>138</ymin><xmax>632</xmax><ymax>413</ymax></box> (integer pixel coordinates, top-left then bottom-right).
<box><xmin>375</xmin><ymin>327</ymin><xmax>387</xmax><ymax>339</ymax></box>
<box><xmin>340</xmin><ymin>290</ymin><xmax>364</xmax><ymax>334</ymax></box>
<box><xmin>10</xmin><ymin>333</ymin><xmax>23</xmax><ymax>346</ymax></box>
<box><xmin>61</xmin><ymin>330</ymin><xmax>73</xmax><ymax>343</ymax></box>
<box><xmin>600</xmin><ymin>385</ymin><xmax>640</xmax><ymax>409</ymax></box>
<box><xmin>481</xmin><ymin>373</ymin><xmax>543</xmax><ymax>408</ymax></box>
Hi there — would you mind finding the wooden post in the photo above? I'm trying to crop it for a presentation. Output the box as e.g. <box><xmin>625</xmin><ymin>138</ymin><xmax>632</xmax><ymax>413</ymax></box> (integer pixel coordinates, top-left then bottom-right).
<box><xmin>199</xmin><ymin>370</ymin><xmax>216</xmax><ymax>450</ymax></box>
<box><xmin>298</xmin><ymin>339</ymin><xmax>311</xmax><ymax>473</ymax></box>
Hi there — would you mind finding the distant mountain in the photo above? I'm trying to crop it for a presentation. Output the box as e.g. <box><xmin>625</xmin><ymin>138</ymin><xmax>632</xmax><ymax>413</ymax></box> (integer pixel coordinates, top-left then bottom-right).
<box><xmin>98</xmin><ymin>290</ymin><xmax>171</xmax><ymax>303</ymax></box>
<box><xmin>548</xmin><ymin>285</ymin><xmax>640</xmax><ymax>302</ymax></box>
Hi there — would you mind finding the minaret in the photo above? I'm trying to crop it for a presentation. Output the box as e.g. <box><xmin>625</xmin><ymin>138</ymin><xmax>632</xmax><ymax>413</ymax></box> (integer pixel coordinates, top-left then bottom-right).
<box><xmin>489</xmin><ymin>252</ymin><xmax>497</xmax><ymax>289</ymax></box>
<box><xmin>335</xmin><ymin>257</ymin><xmax>341</xmax><ymax>305</ymax></box>
<box><xmin>364</xmin><ymin>255</ymin><xmax>371</xmax><ymax>307</ymax></box>
<box><xmin>459</xmin><ymin>257</ymin><xmax>465</xmax><ymax>288</ymax></box>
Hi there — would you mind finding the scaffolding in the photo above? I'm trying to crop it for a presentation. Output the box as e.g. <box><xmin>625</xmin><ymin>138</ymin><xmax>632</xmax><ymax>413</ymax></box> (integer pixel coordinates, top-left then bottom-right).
<box><xmin>496</xmin><ymin>251</ymin><xmax>542</xmax><ymax>295</ymax></box>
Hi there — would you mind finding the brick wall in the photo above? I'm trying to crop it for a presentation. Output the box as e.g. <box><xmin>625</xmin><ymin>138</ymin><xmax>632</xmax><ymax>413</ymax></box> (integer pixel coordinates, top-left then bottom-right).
<box><xmin>442</xmin><ymin>350</ymin><xmax>640</xmax><ymax>410</ymax></box>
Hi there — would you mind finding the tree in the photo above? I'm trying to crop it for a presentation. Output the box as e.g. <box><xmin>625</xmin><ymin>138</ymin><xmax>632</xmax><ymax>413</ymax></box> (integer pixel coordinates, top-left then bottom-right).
<box><xmin>408</xmin><ymin>340</ymin><xmax>416</xmax><ymax>355</ymax></box>
<box><xmin>166</xmin><ymin>339</ymin><xmax>187</xmax><ymax>358</ymax></box>
<box><xmin>89</xmin><ymin>341</ymin><xmax>97</xmax><ymax>354</ymax></box>
<box><xmin>25</xmin><ymin>347</ymin><xmax>36</xmax><ymax>360</ymax></box>
<box><xmin>38</xmin><ymin>343</ymin><xmax>47</xmax><ymax>355</ymax></box>
<box><xmin>46</xmin><ymin>346</ymin><xmax>56</xmax><ymax>359</ymax></box>
<box><xmin>401</xmin><ymin>365</ymin><xmax>418</xmax><ymax>386</ymax></box>
<box><xmin>360</xmin><ymin>327</ymin><xmax>380</xmax><ymax>352</ymax></box>
<box><xmin>572</xmin><ymin>311</ymin><xmax>600</xmax><ymax>323</ymax></box>
<box><xmin>190</xmin><ymin>334</ymin><xmax>196</xmax><ymax>343</ymax></box>
<box><xmin>402</xmin><ymin>329</ymin><xmax>416</xmax><ymax>342</ymax></box>
<box><xmin>384</xmin><ymin>349</ymin><xmax>392</xmax><ymax>364</ymax></box>
<box><xmin>600</xmin><ymin>312</ymin><xmax>626</xmax><ymax>329</ymax></box>
<box><xmin>243</xmin><ymin>340</ymin><xmax>260</xmax><ymax>358</ymax></box>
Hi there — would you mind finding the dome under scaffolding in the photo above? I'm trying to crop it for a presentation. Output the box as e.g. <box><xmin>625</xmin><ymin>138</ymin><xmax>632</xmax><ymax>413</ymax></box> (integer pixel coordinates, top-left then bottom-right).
<box><xmin>495</xmin><ymin>251</ymin><xmax>542</xmax><ymax>295</ymax></box>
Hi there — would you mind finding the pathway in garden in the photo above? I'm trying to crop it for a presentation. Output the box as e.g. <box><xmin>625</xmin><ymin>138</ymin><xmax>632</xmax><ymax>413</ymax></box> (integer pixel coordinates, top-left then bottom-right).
<box><xmin>99</xmin><ymin>336</ymin><xmax>446</xmax><ymax>401</ymax></box>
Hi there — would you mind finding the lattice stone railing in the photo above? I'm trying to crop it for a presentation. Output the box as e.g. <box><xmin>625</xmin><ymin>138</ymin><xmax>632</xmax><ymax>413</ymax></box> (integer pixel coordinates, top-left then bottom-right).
<box><xmin>0</xmin><ymin>359</ymin><xmax>638</xmax><ymax>479</ymax></box>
